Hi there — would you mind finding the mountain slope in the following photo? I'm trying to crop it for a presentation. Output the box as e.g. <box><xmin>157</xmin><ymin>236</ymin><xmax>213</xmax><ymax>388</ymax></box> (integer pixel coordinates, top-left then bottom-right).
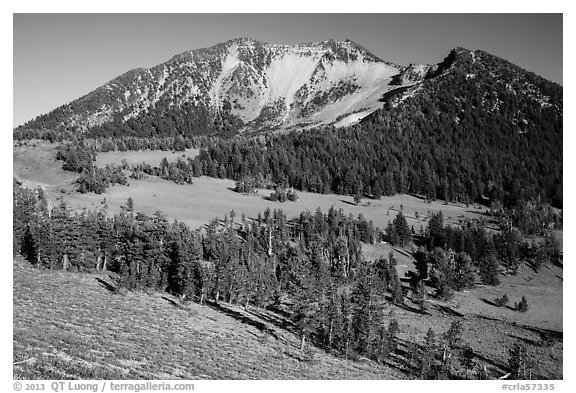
<box><xmin>17</xmin><ymin>38</ymin><xmax>426</xmax><ymax>136</ymax></box>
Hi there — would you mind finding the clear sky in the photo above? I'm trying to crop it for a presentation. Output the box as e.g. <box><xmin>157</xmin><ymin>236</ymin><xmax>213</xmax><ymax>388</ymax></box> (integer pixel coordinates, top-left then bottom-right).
<box><xmin>13</xmin><ymin>13</ymin><xmax>563</xmax><ymax>128</ymax></box>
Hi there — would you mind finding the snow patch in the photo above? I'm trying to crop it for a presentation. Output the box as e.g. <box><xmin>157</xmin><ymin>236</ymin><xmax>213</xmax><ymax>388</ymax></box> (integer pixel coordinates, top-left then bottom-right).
<box><xmin>210</xmin><ymin>44</ymin><xmax>241</xmax><ymax>109</ymax></box>
<box><xmin>333</xmin><ymin>110</ymin><xmax>373</xmax><ymax>128</ymax></box>
<box><xmin>265</xmin><ymin>50</ymin><xmax>321</xmax><ymax>121</ymax></box>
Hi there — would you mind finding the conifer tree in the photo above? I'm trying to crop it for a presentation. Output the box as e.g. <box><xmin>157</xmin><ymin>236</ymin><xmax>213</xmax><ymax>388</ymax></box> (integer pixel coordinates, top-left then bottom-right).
<box><xmin>515</xmin><ymin>296</ymin><xmax>529</xmax><ymax>312</ymax></box>
<box><xmin>508</xmin><ymin>342</ymin><xmax>533</xmax><ymax>379</ymax></box>
<box><xmin>393</xmin><ymin>211</ymin><xmax>412</xmax><ymax>246</ymax></box>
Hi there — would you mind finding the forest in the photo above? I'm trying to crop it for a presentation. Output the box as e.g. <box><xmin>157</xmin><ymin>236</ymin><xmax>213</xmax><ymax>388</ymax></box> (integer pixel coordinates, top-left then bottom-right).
<box><xmin>13</xmin><ymin>179</ymin><xmax>559</xmax><ymax>379</ymax></box>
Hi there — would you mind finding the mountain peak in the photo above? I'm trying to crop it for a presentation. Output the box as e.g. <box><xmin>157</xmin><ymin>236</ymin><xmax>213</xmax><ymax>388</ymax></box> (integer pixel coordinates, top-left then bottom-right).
<box><xmin>216</xmin><ymin>37</ymin><xmax>380</xmax><ymax>57</ymax></box>
<box><xmin>224</xmin><ymin>37</ymin><xmax>262</xmax><ymax>46</ymax></box>
<box><xmin>18</xmin><ymin>37</ymin><xmax>409</xmax><ymax>133</ymax></box>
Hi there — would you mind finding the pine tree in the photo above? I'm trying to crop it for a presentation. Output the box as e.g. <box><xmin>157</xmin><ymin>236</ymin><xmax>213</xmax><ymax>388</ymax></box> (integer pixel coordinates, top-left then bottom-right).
<box><xmin>391</xmin><ymin>270</ymin><xmax>403</xmax><ymax>305</ymax></box>
<box><xmin>515</xmin><ymin>296</ymin><xmax>529</xmax><ymax>312</ymax></box>
<box><xmin>444</xmin><ymin>320</ymin><xmax>463</xmax><ymax>347</ymax></box>
<box><xmin>429</xmin><ymin>248</ymin><xmax>455</xmax><ymax>299</ymax></box>
<box><xmin>21</xmin><ymin>224</ymin><xmax>37</xmax><ymax>264</ymax></box>
<box><xmin>387</xmin><ymin>318</ymin><xmax>399</xmax><ymax>353</ymax></box>
<box><xmin>386</xmin><ymin>221</ymin><xmax>399</xmax><ymax>245</ymax></box>
<box><xmin>508</xmin><ymin>342</ymin><xmax>533</xmax><ymax>379</ymax></box>
<box><xmin>453</xmin><ymin>252</ymin><xmax>476</xmax><ymax>290</ymax></box>
<box><xmin>425</xmin><ymin>327</ymin><xmax>437</xmax><ymax>353</ymax></box>
<box><xmin>372</xmin><ymin>182</ymin><xmax>382</xmax><ymax>199</ymax></box>
<box><xmin>393</xmin><ymin>211</ymin><xmax>412</xmax><ymax>246</ymax></box>
<box><xmin>460</xmin><ymin>345</ymin><xmax>476</xmax><ymax>379</ymax></box>
<box><xmin>351</xmin><ymin>266</ymin><xmax>376</xmax><ymax>353</ymax></box>
<box><xmin>427</xmin><ymin>211</ymin><xmax>445</xmax><ymax>248</ymax></box>
<box><xmin>418</xmin><ymin>327</ymin><xmax>438</xmax><ymax>377</ymax></box>
<box><xmin>13</xmin><ymin>181</ymin><xmax>40</xmax><ymax>254</ymax></box>
<box><xmin>494</xmin><ymin>293</ymin><xmax>510</xmax><ymax>307</ymax></box>
<box><xmin>478</xmin><ymin>254</ymin><xmax>501</xmax><ymax>286</ymax></box>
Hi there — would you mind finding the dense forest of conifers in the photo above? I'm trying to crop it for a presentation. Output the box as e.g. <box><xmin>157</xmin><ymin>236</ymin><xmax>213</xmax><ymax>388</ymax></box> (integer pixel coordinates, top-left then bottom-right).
<box><xmin>13</xmin><ymin>180</ymin><xmax>559</xmax><ymax>378</ymax></box>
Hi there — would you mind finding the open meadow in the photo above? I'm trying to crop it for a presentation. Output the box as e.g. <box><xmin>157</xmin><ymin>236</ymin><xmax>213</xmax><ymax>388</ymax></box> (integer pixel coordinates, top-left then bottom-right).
<box><xmin>51</xmin><ymin>176</ymin><xmax>487</xmax><ymax>231</ymax></box>
<box><xmin>13</xmin><ymin>140</ymin><xmax>78</xmax><ymax>189</ymax></box>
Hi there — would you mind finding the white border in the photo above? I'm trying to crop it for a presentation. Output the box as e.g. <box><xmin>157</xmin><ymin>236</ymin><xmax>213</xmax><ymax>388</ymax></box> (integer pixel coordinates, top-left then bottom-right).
<box><xmin>3</xmin><ymin>3</ymin><xmax>572</xmax><ymax>392</ymax></box>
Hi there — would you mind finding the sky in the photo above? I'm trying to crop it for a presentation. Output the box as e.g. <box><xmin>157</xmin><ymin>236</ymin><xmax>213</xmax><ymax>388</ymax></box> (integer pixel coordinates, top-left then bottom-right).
<box><xmin>13</xmin><ymin>13</ymin><xmax>563</xmax><ymax>128</ymax></box>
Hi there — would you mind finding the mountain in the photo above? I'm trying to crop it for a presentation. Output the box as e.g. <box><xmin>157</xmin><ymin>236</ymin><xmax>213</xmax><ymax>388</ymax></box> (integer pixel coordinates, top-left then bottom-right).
<box><xmin>373</xmin><ymin>46</ymin><xmax>562</xmax><ymax>121</ymax></box>
<box><xmin>16</xmin><ymin>38</ymin><xmax>432</xmax><ymax>136</ymax></box>
<box><xmin>14</xmin><ymin>41</ymin><xmax>563</xmax><ymax>208</ymax></box>
<box><xmin>192</xmin><ymin>47</ymin><xmax>563</xmax><ymax>208</ymax></box>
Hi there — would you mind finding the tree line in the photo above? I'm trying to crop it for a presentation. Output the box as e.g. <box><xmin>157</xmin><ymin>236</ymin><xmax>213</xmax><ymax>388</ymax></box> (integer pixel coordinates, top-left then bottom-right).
<box><xmin>11</xmin><ymin>179</ymin><xmax>448</xmax><ymax>374</ymax></box>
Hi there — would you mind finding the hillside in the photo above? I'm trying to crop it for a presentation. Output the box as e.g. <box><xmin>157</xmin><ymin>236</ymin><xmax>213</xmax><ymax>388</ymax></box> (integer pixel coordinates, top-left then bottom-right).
<box><xmin>13</xmin><ymin>253</ymin><xmax>563</xmax><ymax>379</ymax></box>
<box><xmin>13</xmin><ymin>171</ymin><xmax>563</xmax><ymax>380</ymax></box>
<box><xmin>13</xmin><ymin>140</ymin><xmax>78</xmax><ymax>189</ymax></box>
<box><xmin>13</xmin><ymin>257</ymin><xmax>402</xmax><ymax>379</ymax></box>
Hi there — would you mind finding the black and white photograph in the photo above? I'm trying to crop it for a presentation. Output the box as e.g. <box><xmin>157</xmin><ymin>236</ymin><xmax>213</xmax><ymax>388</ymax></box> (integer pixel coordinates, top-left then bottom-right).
<box><xmin>9</xmin><ymin>6</ymin><xmax>568</xmax><ymax>388</ymax></box>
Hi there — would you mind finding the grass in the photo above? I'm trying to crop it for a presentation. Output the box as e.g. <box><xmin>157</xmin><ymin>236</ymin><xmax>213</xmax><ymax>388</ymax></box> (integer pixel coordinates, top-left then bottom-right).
<box><xmin>398</xmin><ymin>260</ymin><xmax>563</xmax><ymax>379</ymax></box>
<box><xmin>456</xmin><ymin>263</ymin><xmax>563</xmax><ymax>332</ymax></box>
<box><xmin>13</xmin><ymin>140</ymin><xmax>77</xmax><ymax>188</ymax></box>
<box><xmin>46</xmin><ymin>175</ymin><xmax>486</xmax><ymax>232</ymax></box>
<box><xmin>13</xmin><ymin>258</ymin><xmax>403</xmax><ymax>380</ymax></box>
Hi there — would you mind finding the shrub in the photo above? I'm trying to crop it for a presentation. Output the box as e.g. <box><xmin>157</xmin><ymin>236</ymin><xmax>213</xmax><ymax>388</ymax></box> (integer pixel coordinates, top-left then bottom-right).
<box><xmin>287</xmin><ymin>189</ymin><xmax>299</xmax><ymax>202</ymax></box>
<box><xmin>493</xmin><ymin>294</ymin><xmax>509</xmax><ymax>307</ymax></box>
<box><xmin>515</xmin><ymin>296</ymin><xmax>529</xmax><ymax>312</ymax></box>
<box><xmin>508</xmin><ymin>342</ymin><xmax>534</xmax><ymax>379</ymax></box>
